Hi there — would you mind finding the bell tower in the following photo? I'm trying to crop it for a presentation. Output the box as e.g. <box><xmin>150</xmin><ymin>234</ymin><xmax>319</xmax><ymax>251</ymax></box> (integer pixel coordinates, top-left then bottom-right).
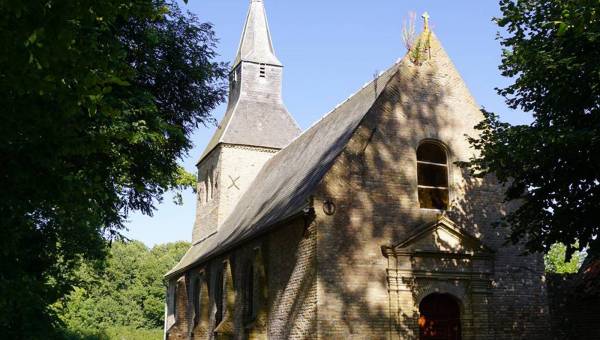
<box><xmin>192</xmin><ymin>0</ymin><xmax>300</xmax><ymax>244</ymax></box>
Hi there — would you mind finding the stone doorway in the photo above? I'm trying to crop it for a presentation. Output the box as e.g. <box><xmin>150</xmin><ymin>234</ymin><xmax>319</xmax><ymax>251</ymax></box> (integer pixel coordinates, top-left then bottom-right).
<box><xmin>418</xmin><ymin>293</ymin><xmax>461</xmax><ymax>340</ymax></box>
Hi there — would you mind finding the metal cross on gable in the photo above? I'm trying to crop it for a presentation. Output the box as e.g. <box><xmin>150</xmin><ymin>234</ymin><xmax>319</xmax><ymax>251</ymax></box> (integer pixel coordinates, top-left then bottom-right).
<box><xmin>422</xmin><ymin>12</ymin><xmax>430</xmax><ymax>31</ymax></box>
<box><xmin>228</xmin><ymin>175</ymin><xmax>240</xmax><ymax>190</ymax></box>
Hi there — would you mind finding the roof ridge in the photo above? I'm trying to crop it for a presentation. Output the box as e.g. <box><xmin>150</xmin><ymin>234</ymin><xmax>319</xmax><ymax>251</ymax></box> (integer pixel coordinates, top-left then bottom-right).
<box><xmin>166</xmin><ymin>55</ymin><xmax>409</xmax><ymax>278</ymax></box>
<box><xmin>276</xmin><ymin>56</ymin><xmax>407</xmax><ymax>152</ymax></box>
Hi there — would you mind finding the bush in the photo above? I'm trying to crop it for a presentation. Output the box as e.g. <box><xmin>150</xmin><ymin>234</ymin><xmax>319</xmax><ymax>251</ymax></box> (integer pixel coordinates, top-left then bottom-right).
<box><xmin>60</xmin><ymin>326</ymin><xmax>163</xmax><ymax>340</ymax></box>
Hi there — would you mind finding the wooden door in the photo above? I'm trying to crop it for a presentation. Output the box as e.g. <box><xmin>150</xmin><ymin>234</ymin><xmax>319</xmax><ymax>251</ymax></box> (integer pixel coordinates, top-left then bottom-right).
<box><xmin>419</xmin><ymin>293</ymin><xmax>461</xmax><ymax>340</ymax></box>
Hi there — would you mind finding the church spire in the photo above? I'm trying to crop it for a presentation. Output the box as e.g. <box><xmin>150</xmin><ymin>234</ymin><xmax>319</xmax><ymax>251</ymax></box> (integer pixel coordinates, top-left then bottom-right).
<box><xmin>192</xmin><ymin>0</ymin><xmax>300</xmax><ymax>243</ymax></box>
<box><xmin>197</xmin><ymin>0</ymin><xmax>299</xmax><ymax>164</ymax></box>
<box><xmin>233</xmin><ymin>0</ymin><xmax>281</xmax><ymax>68</ymax></box>
<box><xmin>198</xmin><ymin>0</ymin><xmax>299</xmax><ymax>163</ymax></box>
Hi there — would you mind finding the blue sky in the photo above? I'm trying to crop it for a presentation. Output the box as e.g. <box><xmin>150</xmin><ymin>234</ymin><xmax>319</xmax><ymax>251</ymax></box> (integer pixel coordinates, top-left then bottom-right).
<box><xmin>125</xmin><ymin>0</ymin><xmax>531</xmax><ymax>246</ymax></box>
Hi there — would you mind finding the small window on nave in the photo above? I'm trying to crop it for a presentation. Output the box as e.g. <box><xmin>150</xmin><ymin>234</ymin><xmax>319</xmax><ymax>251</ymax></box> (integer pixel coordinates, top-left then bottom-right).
<box><xmin>199</xmin><ymin>181</ymin><xmax>206</xmax><ymax>204</ymax></box>
<box><xmin>171</xmin><ymin>279</ymin><xmax>180</xmax><ymax>322</ymax></box>
<box><xmin>213</xmin><ymin>170</ymin><xmax>218</xmax><ymax>193</ymax></box>
<box><xmin>209</xmin><ymin>168</ymin><xmax>215</xmax><ymax>200</ymax></box>
<box><xmin>193</xmin><ymin>276</ymin><xmax>201</xmax><ymax>326</ymax></box>
<box><xmin>417</xmin><ymin>141</ymin><xmax>449</xmax><ymax>210</ymax></box>
<box><xmin>214</xmin><ymin>267</ymin><xmax>224</xmax><ymax>326</ymax></box>
<box><xmin>243</xmin><ymin>264</ymin><xmax>255</xmax><ymax>323</ymax></box>
<box><xmin>205</xmin><ymin>173</ymin><xmax>211</xmax><ymax>203</ymax></box>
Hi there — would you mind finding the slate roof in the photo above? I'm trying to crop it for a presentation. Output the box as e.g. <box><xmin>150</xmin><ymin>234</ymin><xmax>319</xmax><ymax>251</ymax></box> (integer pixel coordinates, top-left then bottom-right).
<box><xmin>198</xmin><ymin>99</ymin><xmax>301</xmax><ymax>162</ymax></box>
<box><xmin>198</xmin><ymin>0</ymin><xmax>300</xmax><ymax>162</ymax></box>
<box><xmin>166</xmin><ymin>56</ymin><xmax>406</xmax><ymax>278</ymax></box>
<box><xmin>233</xmin><ymin>0</ymin><xmax>281</xmax><ymax>68</ymax></box>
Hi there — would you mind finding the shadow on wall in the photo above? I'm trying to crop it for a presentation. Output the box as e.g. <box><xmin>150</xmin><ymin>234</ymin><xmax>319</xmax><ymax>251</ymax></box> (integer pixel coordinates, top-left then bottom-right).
<box><xmin>316</xmin><ymin>50</ymin><xmax>549</xmax><ymax>338</ymax></box>
<box><xmin>265</xmin><ymin>218</ymin><xmax>317</xmax><ymax>339</ymax></box>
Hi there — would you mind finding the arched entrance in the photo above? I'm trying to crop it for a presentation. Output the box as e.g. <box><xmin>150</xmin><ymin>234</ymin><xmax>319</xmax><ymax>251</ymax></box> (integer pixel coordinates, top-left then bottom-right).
<box><xmin>419</xmin><ymin>293</ymin><xmax>461</xmax><ymax>340</ymax></box>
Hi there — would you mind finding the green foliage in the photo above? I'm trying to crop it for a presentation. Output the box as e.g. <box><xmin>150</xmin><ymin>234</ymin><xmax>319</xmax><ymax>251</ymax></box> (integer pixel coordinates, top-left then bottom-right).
<box><xmin>172</xmin><ymin>166</ymin><xmax>198</xmax><ymax>205</ymax></box>
<box><xmin>409</xmin><ymin>30</ymin><xmax>432</xmax><ymax>65</ymax></box>
<box><xmin>0</xmin><ymin>0</ymin><xmax>226</xmax><ymax>337</ymax></box>
<box><xmin>462</xmin><ymin>0</ymin><xmax>600</xmax><ymax>258</ymax></box>
<box><xmin>545</xmin><ymin>243</ymin><xmax>585</xmax><ymax>274</ymax></box>
<box><xmin>57</xmin><ymin>241</ymin><xmax>189</xmax><ymax>337</ymax></box>
<box><xmin>60</xmin><ymin>326</ymin><xmax>162</xmax><ymax>340</ymax></box>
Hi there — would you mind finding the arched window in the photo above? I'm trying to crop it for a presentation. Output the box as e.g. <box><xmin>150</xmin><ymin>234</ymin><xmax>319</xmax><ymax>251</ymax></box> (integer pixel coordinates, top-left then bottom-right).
<box><xmin>209</xmin><ymin>167</ymin><xmax>215</xmax><ymax>200</ymax></box>
<box><xmin>169</xmin><ymin>280</ymin><xmax>177</xmax><ymax>321</ymax></box>
<box><xmin>213</xmin><ymin>267</ymin><xmax>224</xmax><ymax>326</ymax></box>
<box><xmin>193</xmin><ymin>276</ymin><xmax>201</xmax><ymax>326</ymax></box>
<box><xmin>417</xmin><ymin>142</ymin><xmax>449</xmax><ymax>210</ymax></box>
<box><xmin>243</xmin><ymin>264</ymin><xmax>255</xmax><ymax>323</ymax></box>
<box><xmin>206</xmin><ymin>173</ymin><xmax>211</xmax><ymax>203</ymax></box>
<box><xmin>213</xmin><ymin>169</ymin><xmax>219</xmax><ymax>195</ymax></box>
<box><xmin>199</xmin><ymin>181</ymin><xmax>206</xmax><ymax>204</ymax></box>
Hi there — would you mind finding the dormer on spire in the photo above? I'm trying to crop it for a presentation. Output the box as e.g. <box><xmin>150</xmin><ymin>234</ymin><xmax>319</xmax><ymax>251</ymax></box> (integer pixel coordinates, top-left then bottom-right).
<box><xmin>233</xmin><ymin>0</ymin><xmax>281</xmax><ymax>68</ymax></box>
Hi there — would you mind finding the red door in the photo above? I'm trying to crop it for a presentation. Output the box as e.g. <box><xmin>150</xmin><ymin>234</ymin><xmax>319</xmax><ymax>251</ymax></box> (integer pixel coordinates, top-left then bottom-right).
<box><xmin>419</xmin><ymin>293</ymin><xmax>461</xmax><ymax>340</ymax></box>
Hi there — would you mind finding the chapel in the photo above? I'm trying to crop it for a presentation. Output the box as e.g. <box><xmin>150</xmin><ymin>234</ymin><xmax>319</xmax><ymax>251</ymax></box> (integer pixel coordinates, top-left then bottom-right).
<box><xmin>165</xmin><ymin>1</ymin><xmax>550</xmax><ymax>339</ymax></box>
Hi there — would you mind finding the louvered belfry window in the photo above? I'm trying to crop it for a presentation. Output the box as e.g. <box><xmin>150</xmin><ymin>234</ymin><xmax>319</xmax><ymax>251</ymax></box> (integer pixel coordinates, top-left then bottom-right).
<box><xmin>417</xmin><ymin>142</ymin><xmax>449</xmax><ymax>210</ymax></box>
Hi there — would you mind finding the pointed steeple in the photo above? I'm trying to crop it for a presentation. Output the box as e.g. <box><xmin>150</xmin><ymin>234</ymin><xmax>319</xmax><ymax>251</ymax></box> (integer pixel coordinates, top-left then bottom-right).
<box><xmin>193</xmin><ymin>0</ymin><xmax>299</xmax><ymax>243</ymax></box>
<box><xmin>233</xmin><ymin>0</ymin><xmax>281</xmax><ymax>68</ymax></box>
<box><xmin>198</xmin><ymin>0</ymin><xmax>299</xmax><ymax>162</ymax></box>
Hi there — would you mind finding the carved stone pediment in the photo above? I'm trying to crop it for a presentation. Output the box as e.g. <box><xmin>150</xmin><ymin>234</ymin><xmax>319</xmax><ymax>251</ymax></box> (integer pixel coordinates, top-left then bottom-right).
<box><xmin>383</xmin><ymin>217</ymin><xmax>496</xmax><ymax>340</ymax></box>
<box><xmin>383</xmin><ymin>216</ymin><xmax>493</xmax><ymax>258</ymax></box>
<box><xmin>382</xmin><ymin>216</ymin><xmax>494</xmax><ymax>283</ymax></box>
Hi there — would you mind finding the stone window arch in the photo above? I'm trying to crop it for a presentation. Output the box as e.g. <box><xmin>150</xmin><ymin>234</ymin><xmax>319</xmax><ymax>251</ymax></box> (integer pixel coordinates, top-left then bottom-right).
<box><xmin>417</xmin><ymin>141</ymin><xmax>449</xmax><ymax>210</ymax></box>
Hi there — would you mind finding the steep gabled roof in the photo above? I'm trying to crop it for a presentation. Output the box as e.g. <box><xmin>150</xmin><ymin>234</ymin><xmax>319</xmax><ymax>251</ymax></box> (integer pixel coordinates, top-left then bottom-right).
<box><xmin>167</xmin><ymin>31</ymin><xmax>465</xmax><ymax>278</ymax></box>
<box><xmin>167</xmin><ymin>56</ymin><xmax>406</xmax><ymax>278</ymax></box>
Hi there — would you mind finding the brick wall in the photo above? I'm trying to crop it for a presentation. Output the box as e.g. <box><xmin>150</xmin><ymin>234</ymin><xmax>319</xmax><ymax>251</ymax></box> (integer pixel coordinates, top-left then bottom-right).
<box><xmin>167</xmin><ymin>218</ymin><xmax>317</xmax><ymax>340</ymax></box>
<box><xmin>171</xmin><ymin>34</ymin><xmax>549</xmax><ymax>340</ymax></box>
<box><xmin>193</xmin><ymin>145</ymin><xmax>277</xmax><ymax>244</ymax></box>
<box><xmin>313</xmin><ymin>37</ymin><xmax>549</xmax><ymax>339</ymax></box>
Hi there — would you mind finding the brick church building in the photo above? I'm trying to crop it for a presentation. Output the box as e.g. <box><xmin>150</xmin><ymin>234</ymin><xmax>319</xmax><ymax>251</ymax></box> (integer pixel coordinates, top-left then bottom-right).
<box><xmin>165</xmin><ymin>1</ymin><xmax>550</xmax><ymax>338</ymax></box>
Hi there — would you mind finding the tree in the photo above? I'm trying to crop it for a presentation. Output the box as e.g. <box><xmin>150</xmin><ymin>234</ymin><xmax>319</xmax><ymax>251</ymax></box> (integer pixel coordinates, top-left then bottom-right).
<box><xmin>0</xmin><ymin>0</ymin><xmax>226</xmax><ymax>337</ymax></box>
<box><xmin>57</xmin><ymin>241</ymin><xmax>190</xmax><ymax>335</ymax></box>
<box><xmin>462</xmin><ymin>0</ymin><xmax>600</xmax><ymax>258</ymax></box>
<box><xmin>545</xmin><ymin>243</ymin><xmax>585</xmax><ymax>274</ymax></box>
